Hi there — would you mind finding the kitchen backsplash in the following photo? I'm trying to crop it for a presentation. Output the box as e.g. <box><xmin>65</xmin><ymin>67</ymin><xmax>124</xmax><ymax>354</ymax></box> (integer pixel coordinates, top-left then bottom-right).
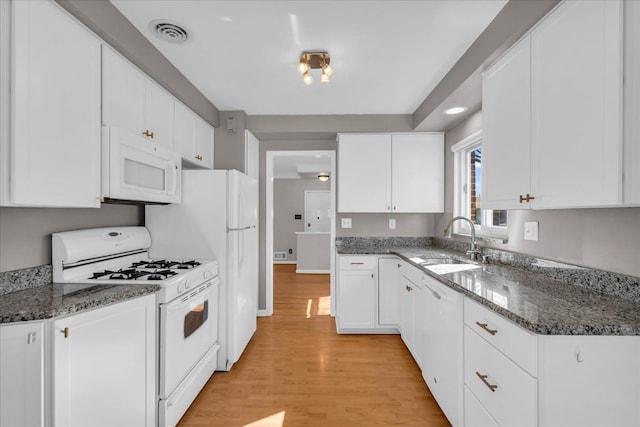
<box><xmin>0</xmin><ymin>264</ymin><xmax>52</xmax><ymax>296</ymax></box>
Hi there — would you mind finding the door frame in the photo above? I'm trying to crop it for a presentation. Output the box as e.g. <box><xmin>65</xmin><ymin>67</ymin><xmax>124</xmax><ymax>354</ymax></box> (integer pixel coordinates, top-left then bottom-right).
<box><xmin>263</xmin><ymin>150</ymin><xmax>336</xmax><ymax>317</ymax></box>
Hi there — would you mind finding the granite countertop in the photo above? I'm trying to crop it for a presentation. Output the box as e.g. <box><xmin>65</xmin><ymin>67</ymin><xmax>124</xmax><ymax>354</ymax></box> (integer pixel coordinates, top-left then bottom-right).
<box><xmin>337</xmin><ymin>244</ymin><xmax>640</xmax><ymax>336</ymax></box>
<box><xmin>0</xmin><ymin>283</ymin><xmax>159</xmax><ymax>324</ymax></box>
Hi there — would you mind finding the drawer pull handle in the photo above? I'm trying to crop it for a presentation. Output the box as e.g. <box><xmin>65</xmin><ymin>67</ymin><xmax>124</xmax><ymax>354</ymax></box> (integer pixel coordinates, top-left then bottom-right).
<box><xmin>519</xmin><ymin>193</ymin><xmax>535</xmax><ymax>203</ymax></box>
<box><xmin>476</xmin><ymin>321</ymin><xmax>498</xmax><ymax>336</ymax></box>
<box><xmin>476</xmin><ymin>372</ymin><xmax>498</xmax><ymax>392</ymax></box>
<box><xmin>350</xmin><ymin>262</ymin><xmax>365</xmax><ymax>265</ymax></box>
<box><xmin>60</xmin><ymin>327</ymin><xmax>69</xmax><ymax>338</ymax></box>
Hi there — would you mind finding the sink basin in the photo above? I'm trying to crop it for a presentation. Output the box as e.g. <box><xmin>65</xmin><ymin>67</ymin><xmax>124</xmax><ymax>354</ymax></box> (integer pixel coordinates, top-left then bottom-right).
<box><xmin>409</xmin><ymin>256</ymin><xmax>481</xmax><ymax>275</ymax></box>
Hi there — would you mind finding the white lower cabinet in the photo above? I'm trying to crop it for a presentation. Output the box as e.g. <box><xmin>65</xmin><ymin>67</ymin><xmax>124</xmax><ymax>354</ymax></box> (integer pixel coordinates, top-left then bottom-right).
<box><xmin>0</xmin><ymin>321</ymin><xmax>45</xmax><ymax>427</ymax></box>
<box><xmin>53</xmin><ymin>295</ymin><xmax>156</xmax><ymax>427</ymax></box>
<box><xmin>399</xmin><ymin>272</ymin><xmax>423</xmax><ymax>365</ymax></box>
<box><xmin>464</xmin><ymin>386</ymin><xmax>499</xmax><ymax>427</ymax></box>
<box><xmin>378</xmin><ymin>257</ymin><xmax>400</xmax><ymax>327</ymax></box>
<box><xmin>538</xmin><ymin>336</ymin><xmax>640</xmax><ymax>427</ymax></box>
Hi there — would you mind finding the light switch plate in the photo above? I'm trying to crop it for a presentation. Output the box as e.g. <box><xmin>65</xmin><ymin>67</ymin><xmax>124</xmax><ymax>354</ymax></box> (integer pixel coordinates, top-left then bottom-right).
<box><xmin>524</xmin><ymin>221</ymin><xmax>539</xmax><ymax>241</ymax></box>
<box><xmin>389</xmin><ymin>219</ymin><xmax>396</xmax><ymax>230</ymax></box>
<box><xmin>341</xmin><ymin>218</ymin><xmax>352</xmax><ymax>229</ymax></box>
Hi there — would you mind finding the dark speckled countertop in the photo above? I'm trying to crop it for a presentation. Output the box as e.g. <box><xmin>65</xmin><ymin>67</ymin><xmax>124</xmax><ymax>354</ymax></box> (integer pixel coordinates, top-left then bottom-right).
<box><xmin>0</xmin><ymin>283</ymin><xmax>159</xmax><ymax>324</ymax></box>
<box><xmin>338</xmin><ymin>244</ymin><xmax>640</xmax><ymax>336</ymax></box>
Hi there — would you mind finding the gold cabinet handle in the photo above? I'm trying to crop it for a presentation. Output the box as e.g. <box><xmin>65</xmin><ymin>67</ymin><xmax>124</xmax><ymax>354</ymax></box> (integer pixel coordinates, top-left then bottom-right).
<box><xmin>195</xmin><ymin>154</ymin><xmax>203</xmax><ymax>161</ymax></box>
<box><xmin>476</xmin><ymin>372</ymin><xmax>498</xmax><ymax>392</ymax></box>
<box><xmin>519</xmin><ymin>193</ymin><xmax>535</xmax><ymax>203</ymax></box>
<box><xmin>405</xmin><ymin>285</ymin><xmax>412</xmax><ymax>292</ymax></box>
<box><xmin>476</xmin><ymin>321</ymin><xmax>498</xmax><ymax>336</ymax></box>
<box><xmin>142</xmin><ymin>130</ymin><xmax>154</xmax><ymax>139</ymax></box>
<box><xmin>60</xmin><ymin>327</ymin><xmax>69</xmax><ymax>338</ymax></box>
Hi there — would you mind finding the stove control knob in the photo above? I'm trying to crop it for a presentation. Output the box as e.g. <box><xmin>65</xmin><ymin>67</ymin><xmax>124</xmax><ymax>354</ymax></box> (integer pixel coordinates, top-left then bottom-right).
<box><xmin>178</xmin><ymin>283</ymin><xmax>185</xmax><ymax>293</ymax></box>
<box><xmin>203</xmin><ymin>269</ymin><xmax>212</xmax><ymax>280</ymax></box>
<box><xmin>184</xmin><ymin>280</ymin><xmax>191</xmax><ymax>290</ymax></box>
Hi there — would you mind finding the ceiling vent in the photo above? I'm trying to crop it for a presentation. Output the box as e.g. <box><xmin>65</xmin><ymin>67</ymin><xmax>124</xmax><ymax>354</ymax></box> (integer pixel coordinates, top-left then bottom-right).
<box><xmin>149</xmin><ymin>20</ymin><xmax>189</xmax><ymax>44</ymax></box>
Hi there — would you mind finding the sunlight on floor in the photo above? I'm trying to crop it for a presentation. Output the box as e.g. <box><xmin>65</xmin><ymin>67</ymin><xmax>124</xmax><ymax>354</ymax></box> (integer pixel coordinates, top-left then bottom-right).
<box><xmin>306</xmin><ymin>296</ymin><xmax>331</xmax><ymax>318</ymax></box>
<box><xmin>243</xmin><ymin>411</ymin><xmax>286</xmax><ymax>427</ymax></box>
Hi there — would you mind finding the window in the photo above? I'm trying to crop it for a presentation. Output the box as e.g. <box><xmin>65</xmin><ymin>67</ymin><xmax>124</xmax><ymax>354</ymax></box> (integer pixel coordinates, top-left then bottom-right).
<box><xmin>452</xmin><ymin>131</ymin><xmax>507</xmax><ymax>236</ymax></box>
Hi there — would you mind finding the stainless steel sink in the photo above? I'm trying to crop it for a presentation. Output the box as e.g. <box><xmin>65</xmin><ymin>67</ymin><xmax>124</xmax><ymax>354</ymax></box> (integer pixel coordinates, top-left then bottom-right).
<box><xmin>409</xmin><ymin>256</ymin><xmax>481</xmax><ymax>275</ymax></box>
<box><xmin>416</xmin><ymin>257</ymin><xmax>467</xmax><ymax>266</ymax></box>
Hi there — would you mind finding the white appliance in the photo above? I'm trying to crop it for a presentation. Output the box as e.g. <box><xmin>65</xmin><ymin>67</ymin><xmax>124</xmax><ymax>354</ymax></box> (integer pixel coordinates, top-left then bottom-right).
<box><xmin>101</xmin><ymin>126</ymin><xmax>182</xmax><ymax>204</ymax></box>
<box><xmin>51</xmin><ymin>227</ymin><xmax>219</xmax><ymax>427</ymax></box>
<box><xmin>146</xmin><ymin>169</ymin><xmax>258</xmax><ymax>371</ymax></box>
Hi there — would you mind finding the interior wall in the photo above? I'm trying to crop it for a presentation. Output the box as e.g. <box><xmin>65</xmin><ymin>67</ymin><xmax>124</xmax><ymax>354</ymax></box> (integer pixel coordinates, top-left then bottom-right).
<box><xmin>0</xmin><ymin>205</ymin><xmax>143</xmax><ymax>272</ymax></box>
<box><xmin>273</xmin><ymin>178</ymin><xmax>330</xmax><ymax>262</ymax></box>
<box><xmin>335</xmin><ymin>213</ymin><xmax>435</xmax><ymax>238</ymax></box>
<box><xmin>439</xmin><ymin>110</ymin><xmax>640</xmax><ymax>277</ymax></box>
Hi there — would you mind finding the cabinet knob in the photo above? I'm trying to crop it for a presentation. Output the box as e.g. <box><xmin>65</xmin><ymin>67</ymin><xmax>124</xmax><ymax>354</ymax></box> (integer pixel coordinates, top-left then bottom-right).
<box><xmin>195</xmin><ymin>154</ymin><xmax>203</xmax><ymax>161</ymax></box>
<box><xmin>142</xmin><ymin>130</ymin><xmax>154</xmax><ymax>139</ymax></box>
<box><xmin>519</xmin><ymin>193</ymin><xmax>535</xmax><ymax>203</ymax></box>
<box><xmin>60</xmin><ymin>327</ymin><xmax>69</xmax><ymax>339</ymax></box>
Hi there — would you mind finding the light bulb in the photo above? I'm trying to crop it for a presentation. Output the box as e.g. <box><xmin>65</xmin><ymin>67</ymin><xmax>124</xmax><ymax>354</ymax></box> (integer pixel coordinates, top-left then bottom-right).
<box><xmin>320</xmin><ymin>72</ymin><xmax>330</xmax><ymax>83</ymax></box>
<box><xmin>443</xmin><ymin>106</ymin><xmax>467</xmax><ymax>115</ymax></box>
<box><xmin>303</xmin><ymin>72</ymin><xmax>312</xmax><ymax>85</ymax></box>
<box><xmin>323</xmin><ymin>64</ymin><xmax>334</xmax><ymax>76</ymax></box>
<box><xmin>297</xmin><ymin>61</ymin><xmax>309</xmax><ymax>74</ymax></box>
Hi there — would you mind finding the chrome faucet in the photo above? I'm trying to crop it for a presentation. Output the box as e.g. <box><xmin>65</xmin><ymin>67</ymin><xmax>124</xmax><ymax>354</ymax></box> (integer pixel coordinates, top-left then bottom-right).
<box><xmin>444</xmin><ymin>216</ymin><xmax>482</xmax><ymax>261</ymax></box>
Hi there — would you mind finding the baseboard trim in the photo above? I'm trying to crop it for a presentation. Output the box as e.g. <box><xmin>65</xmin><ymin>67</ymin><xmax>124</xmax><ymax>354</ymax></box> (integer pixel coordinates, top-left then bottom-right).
<box><xmin>273</xmin><ymin>261</ymin><xmax>297</xmax><ymax>265</ymax></box>
<box><xmin>295</xmin><ymin>269</ymin><xmax>330</xmax><ymax>274</ymax></box>
<box><xmin>257</xmin><ymin>309</ymin><xmax>272</xmax><ymax>317</ymax></box>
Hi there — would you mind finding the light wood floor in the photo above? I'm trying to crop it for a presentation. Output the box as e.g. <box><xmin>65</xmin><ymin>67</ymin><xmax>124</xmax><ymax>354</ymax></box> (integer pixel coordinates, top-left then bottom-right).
<box><xmin>178</xmin><ymin>264</ymin><xmax>451</xmax><ymax>426</ymax></box>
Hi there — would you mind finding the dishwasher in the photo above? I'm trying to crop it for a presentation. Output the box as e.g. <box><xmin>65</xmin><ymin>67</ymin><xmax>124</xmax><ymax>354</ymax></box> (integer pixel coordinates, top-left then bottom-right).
<box><xmin>421</xmin><ymin>274</ymin><xmax>463</xmax><ymax>427</ymax></box>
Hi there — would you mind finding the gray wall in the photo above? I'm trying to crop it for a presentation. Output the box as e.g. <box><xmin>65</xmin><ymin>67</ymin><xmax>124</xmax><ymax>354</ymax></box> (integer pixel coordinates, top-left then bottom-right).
<box><xmin>439</xmin><ymin>110</ymin><xmax>640</xmax><ymax>277</ymax></box>
<box><xmin>215</xmin><ymin>111</ymin><xmax>248</xmax><ymax>170</ymax></box>
<box><xmin>273</xmin><ymin>178</ymin><xmax>330</xmax><ymax>262</ymax></box>
<box><xmin>0</xmin><ymin>205</ymin><xmax>143</xmax><ymax>272</ymax></box>
<box><xmin>335</xmin><ymin>213</ymin><xmax>435</xmax><ymax>237</ymax></box>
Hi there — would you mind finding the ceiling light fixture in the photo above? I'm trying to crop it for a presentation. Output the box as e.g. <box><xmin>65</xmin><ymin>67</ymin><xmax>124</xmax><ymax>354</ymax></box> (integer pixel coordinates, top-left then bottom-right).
<box><xmin>317</xmin><ymin>173</ymin><xmax>330</xmax><ymax>182</ymax></box>
<box><xmin>443</xmin><ymin>106</ymin><xmax>468</xmax><ymax>115</ymax></box>
<box><xmin>297</xmin><ymin>51</ymin><xmax>333</xmax><ymax>85</ymax></box>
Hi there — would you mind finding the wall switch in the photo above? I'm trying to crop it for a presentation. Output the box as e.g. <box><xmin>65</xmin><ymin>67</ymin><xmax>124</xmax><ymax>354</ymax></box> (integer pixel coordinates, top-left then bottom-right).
<box><xmin>341</xmin><ymin>218</ymin><xmax>352</xmax><ymax>229</ymax></box>
<box><xmin>288</xmin><ymin>249</ymin><xmax>293</xmax><ymax>254</ymax></box>
<box><xmin>389</xmin><ymin>219</ymin><xmax>396</xmax><ymax>230</ymax></box>
<box><xmin>524</xmin><ymin>221</ymin><xmax>539</xmax><ymax>241</ymax></box>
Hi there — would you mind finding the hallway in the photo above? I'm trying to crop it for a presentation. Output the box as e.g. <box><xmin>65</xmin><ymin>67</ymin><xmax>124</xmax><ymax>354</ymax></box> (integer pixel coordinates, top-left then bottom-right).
<box><xmin>178</xmin><ymin>265</ymin><xmax>450</xmax><ymax>426</ymax></box>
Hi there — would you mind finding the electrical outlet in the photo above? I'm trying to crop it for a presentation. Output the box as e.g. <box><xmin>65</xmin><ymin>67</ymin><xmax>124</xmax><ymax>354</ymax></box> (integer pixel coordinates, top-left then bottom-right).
<box><xmin>288</xmin><ymin>249</ymin><xmax>293</xmax><ymax>254</ymax></box>
<box><xmin>389</xmin><ymin>219</ymin><xmax>396</xmax><ymax>230</ymax></box>
<box><xmin>524</xmin><ymin>221</ymin><xmax>539</xmax><ymax>241</ymax></box>
<box><xmin>341</xmin><ymin>218</ymin><xmax>352</xmax><ymax>229</ymax></box>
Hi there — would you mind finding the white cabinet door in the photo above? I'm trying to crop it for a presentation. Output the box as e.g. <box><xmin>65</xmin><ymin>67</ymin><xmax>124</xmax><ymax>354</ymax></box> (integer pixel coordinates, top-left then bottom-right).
<box><xmin>531</xmin><ymin>0</ymin><xmax>623</xmax><ymax>208</ymax></box>
<box><xmin>391</xmin><ymin>134</ymin><xmax>444</xmax><ymax>212</ymax></box>
<box><xmin>421</xmin><ymin>276</ymin><xmax>463</xmax><ymax>427</ymax></box>
<box><xmin>399</xmin><ymin>274</ymin><xmax>415</xmax><ymax>354</ymax></box>
<box><xmin>624</xmin><ymin>0</ymin><xmax>640</xmax><ymax>205</ymax></box>
<box><xmin>378</xmin><ymin>258</ymin><xmax>400</xmax><ymax>327</ymax></box>
<box><xmin>54</xmin><ymin>295</ymin><xmax>156</xmax><ymax>427</ymax></box>
<box><xmin>145</xmin><ymin>80</ymin><xmax>174</xmax><ymax>150</ymax></box>
<box><xmin>338</xmin><ymin>134</ymin><xmax>391</xmax><ymax>212</ymax></box>
<box><xmin>538</xmin><ymin>335</ymin><xmax>640</xmax><ymax>427</ymax></box>
<box><xmin>0</xmin><ymin>321</ymin><xmax>44</xmax><ymax>427</ymax></box>
<box><xmin>102</xmin><ymin>45</ymin><xmax>145</xmax><ymax>135</ymax></box>
<box><xmin>9</xmin><ymin>0</ymin><xmax>101</xmax><ymax>207</ymax></box>
<box><xmin>194</xmin><ymin>114</ymin><xmax>214</xmax><ymax>169</ymax></box>
<box><xmin>482</xmin><ymin>36</ymin><xmax>532</xmax><ymax>210</ymax></box>
<box><xmin>411</xmin><ymin>281</ymin><xmax>425</xmax><ymax>369</ymax></box>
<box><xmin>337</xmin><ymin>270</ymin><xmax>376</xmax><ymax>329</ymax></box>
<box><xmin>174</xmin><ymin>100</ymin><xmax>196</xmax><ymax>161</ymax></box>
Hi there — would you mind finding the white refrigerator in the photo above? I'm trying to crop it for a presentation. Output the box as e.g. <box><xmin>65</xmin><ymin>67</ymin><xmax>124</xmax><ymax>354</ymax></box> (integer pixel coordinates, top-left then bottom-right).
<box><xmin>146</xmin><ymin>169</ymin><xmax>258</xmax><ymax>371</ymax></box>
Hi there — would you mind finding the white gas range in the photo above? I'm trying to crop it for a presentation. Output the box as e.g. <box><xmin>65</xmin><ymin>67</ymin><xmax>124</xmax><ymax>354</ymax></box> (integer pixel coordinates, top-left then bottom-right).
<box><xmin>52</xmin><ymin>226</ymin><xmax>220</xmax><ymax>427</ymax></box>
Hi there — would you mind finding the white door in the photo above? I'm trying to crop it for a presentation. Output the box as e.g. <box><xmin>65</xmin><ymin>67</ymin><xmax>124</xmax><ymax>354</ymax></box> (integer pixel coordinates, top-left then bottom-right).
<box><xmin>304</xmin><ymin>190</ymin><xmax>331</xmax><ymax>232</ymax></box>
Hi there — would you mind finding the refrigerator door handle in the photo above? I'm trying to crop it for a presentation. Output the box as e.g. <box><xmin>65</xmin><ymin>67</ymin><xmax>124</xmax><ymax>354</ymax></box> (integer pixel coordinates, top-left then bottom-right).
<box><xmin>227</xmin><ymin>226</ymin><xmax>252</xmax><ymax>232</ymax></box>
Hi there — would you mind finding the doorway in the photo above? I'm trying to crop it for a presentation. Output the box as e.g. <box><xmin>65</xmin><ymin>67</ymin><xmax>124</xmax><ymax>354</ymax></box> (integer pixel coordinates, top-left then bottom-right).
<box><xmin>264</xmin><ymin>150</ymin><xmax>336</xmax><ymax>317</ymax></box>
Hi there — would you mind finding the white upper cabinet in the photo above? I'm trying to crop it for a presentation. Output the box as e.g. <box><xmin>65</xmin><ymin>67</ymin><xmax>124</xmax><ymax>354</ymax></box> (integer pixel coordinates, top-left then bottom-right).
<box><xmin>174</xmin><ymin>100</ymin><xmax>214</xmax><ymax>169</ymax></box>
<box><xmin>1</xmin><ymin>0</ymin><xmax>101</xmax><ymax>207</ymax></box>
<box><xmin>338</xmin><ymin>133</ymin><xmax>444</xmax><ymax>213</ymax></box>
<box><xmin>483</xmin><ymin>0</ymin><xmax>624</xmax><ymax>210</ymax></box>
<box><xmin>482</xmin><ymin>36</ymin><xmax>532</xmax><ymax>210</ymax></box>
<box><xmin>338</xmin><ymin>133</ymin><xmax>390</xmax><ymax>212</ymax></box>
<box><xmin>624</xmin><ymin>0</ymin><xmax>640</xmax><ymax>205</ymax></box>
<box><xmin>102</xmin><ymin>45</ymin><xmax>174</xmax><ymax>150</ymax></box>
<box><xmin>530</xmin><ymin>0</ymin><xmax>622</xmax><ymax>209</ymax></box>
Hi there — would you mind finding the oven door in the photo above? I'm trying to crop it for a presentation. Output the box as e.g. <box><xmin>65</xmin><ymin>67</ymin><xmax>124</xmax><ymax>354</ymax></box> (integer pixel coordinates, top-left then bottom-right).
<box><xmin>102</xmin><ymin>126</ymin><xmax>181</xmax><ymax>204</ymax></box>
<box><xmin>159</xmin><ymin>277</ymin><xmax>219</xmax><ymax>398</ymax></box>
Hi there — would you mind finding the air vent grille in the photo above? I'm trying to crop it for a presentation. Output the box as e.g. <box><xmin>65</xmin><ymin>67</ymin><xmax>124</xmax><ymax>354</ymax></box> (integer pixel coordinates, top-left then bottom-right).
<box><xmin>149</xmin><ymin>20</ymin><xmax>189</xmax><ymax>44</ymax></box>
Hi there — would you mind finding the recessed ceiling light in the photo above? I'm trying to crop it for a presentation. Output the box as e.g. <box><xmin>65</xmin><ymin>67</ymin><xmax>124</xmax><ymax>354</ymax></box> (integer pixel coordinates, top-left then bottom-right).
<box><xmin>443</xmin><ymin>106</ymin><xmax>468</xmax><ymax>115</ymax></box>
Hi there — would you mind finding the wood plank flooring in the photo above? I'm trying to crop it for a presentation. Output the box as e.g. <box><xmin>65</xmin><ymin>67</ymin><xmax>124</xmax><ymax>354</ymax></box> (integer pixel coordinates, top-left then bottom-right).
<box><xmin>178</xmin><ymin>264</ymin><xmax>451</xmax><ymax>426</ymax></box>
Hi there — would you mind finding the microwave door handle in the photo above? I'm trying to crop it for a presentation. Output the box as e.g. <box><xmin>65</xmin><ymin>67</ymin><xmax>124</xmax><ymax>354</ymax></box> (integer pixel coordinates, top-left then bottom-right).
<box><xmin>168</xmin><ymin>160</ymin><xmax>178</xmax><ymax>196</ymax></box>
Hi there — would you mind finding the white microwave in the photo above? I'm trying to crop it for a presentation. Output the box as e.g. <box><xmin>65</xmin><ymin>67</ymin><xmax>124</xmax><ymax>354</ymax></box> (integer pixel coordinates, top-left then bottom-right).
<box><xmin>101</xmin><ymin>126</ymin><xmax>181</xmax><ymax>204</ymax></box>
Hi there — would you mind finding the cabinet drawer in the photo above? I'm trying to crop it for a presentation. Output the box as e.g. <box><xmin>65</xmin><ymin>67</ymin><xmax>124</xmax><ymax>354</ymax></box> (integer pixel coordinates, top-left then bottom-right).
<box><xmin>464</xmin><ymin>298</ymin><xmax>537</xmax><ymax>375</ymax></box>
<box><xmin>339</xmin><ymin>256</ymin><xmax>377</xmax><ymax>270</ymax></box>
<box><xmin>464</xmin><ymin>326</ymin><xmax>537</xmax><ymax>427</ymax></box>
<box><xmin>464</xmin><ymin>386</ymin><xmax>500</xmax><ymax>427</ymax></box>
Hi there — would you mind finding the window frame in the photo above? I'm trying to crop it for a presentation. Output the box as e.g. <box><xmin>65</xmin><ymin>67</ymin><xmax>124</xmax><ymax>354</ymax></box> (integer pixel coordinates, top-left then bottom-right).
<box><xmin>451</xmin><ymin>130</ymin><xmax>508</xmax><ymax>238</ymax></box>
